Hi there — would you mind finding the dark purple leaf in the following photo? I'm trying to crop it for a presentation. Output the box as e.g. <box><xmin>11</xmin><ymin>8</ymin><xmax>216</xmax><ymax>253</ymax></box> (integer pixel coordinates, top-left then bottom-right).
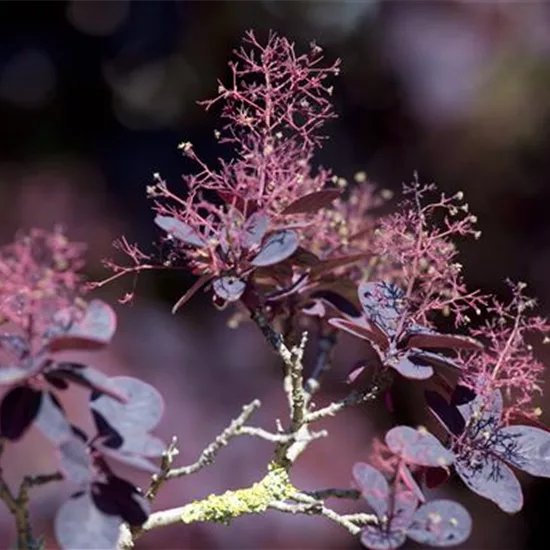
<box><xmin>392</xmin><ymin>355</ymin><xmax>434</xmax><ymax>380</ymax></box>
<box><xmin>352</xmin><ymin>462</ymin><xmax>389</xmax><ymax>517</ymax></box>
<box><xmin>172</xmin><ymin>274</ymin><xmax>213</xmax><ymax>314</ymax></box>
<box><xmin>410</xmin><ymin>351</ymin><xmax>462</xmax><ymax>371</ymax></box>
<box><xmin>496</xmin><ymin>425</ymin><xmax>550</xmax><ymax>478</ymax></box>
<box><xmin>212</xmin><ymin>276</ymin><xmax>246</xmax><ymax>302</ymax></box>
<box><xmin>92</xmin><ymin>476</ymin><xmax>150</xmax><ymax>526</ymax></box>
<box><xmin>154</xmin><ymin>215</ymin><xmax>206</xmax><ymax>247</ymax></box>
<box><xmin>309</xmin><ymin>291</ymin><xmax>361</xmax><ymax>317</ymax></box>
<box><xmin>48</xmin><ymin>300</ymin><xmax>117</xmax><ymax>352</ymax></box>
<box><xmin>358</xmin><ymin>282</ymin><xmax>404</xmax><ymax>335</ymax></box>
<box><xmin>92</xmin><ymin>411</ymin><xmax>124</xmax><ymax>449</ymax></box>
<box><xmin>217</xmin><ymin>190</ymin><xmax>256</xmax><ymax>215</ymax></box>
<box><xmin>287</xmin><ymin>246</ymin><xmax>321</xmax><ymax>268</ymax></box>
<box><xmin>425</xmin><ymin>391</ymin><xmax>466</xmax><ymax>436</ymax></box>
<box><xmin>451</xmin><ymin>385</ymin><xmax>476</xmax><ymax>406</ymax></box>
<box><xmin>454</xmin><ymin>453</ymin><xmax>523</xmax><ymax>513</ymax></box>
<box><xmin>44</xmin><ymin>372</ymin><xmax>69</xmax><ymax>390</ymax></box>
<box><xmin>250</xmin><ymin>230</ymin><xmax>299</xmax><ymax>266</ymax></box>
<box><xmin>71</xmin><ymin>425</ymin><xmax>89</xmax><ymax>443</ymax></box>
<box><xmin>55</xmin><ymin>492</ymin><xmax>122</xmax><ymax>550</ymax></box>
<box><xmin>401</xmin><ymin>330</ymin><xmax>482</xmax><ymax>351</ymax></box>
<box><xmin>34</xmin><ymin>391</ymin><xmax>73</xmax><ymax>444</ymax></box>
<box><xmin>48</xmin><ymin>364</ymin><xmax>126</xmax><ymax>402</ymax></box>
<box><xmin>0</xmin><ymin>386</ymin><xmax>42</xmax><ymax>440</ymax></box>
<box><xmin>408</xmin><ymin>499</ymin><xmax>472</xmax><ymax>547</ymax></box>
<box><xmin>90</xmin><ymin>376</ymin><xmax>164</xmax><ymax>435</ymax></box>
<box><xmin>309</xmin><ymin>254</ymin><xmax>368</xmax><ymax>278</ymax></box>
<box><xmin>328</xmin><ymin>318</ymin><xmax>389</xmax><ymax>351</ymax></box>
<box><xmin>58</xmin><ymin>436</ymin><xmax>92</xmax><ymax>485</ymax></box>
<box><xmin>425</xmin><ymin>467</ymin><xmax>450</xmax><ymax>489</ymax></box>
<box><xmin>385</xmin><ymin>426</ymin><xmax>454</xmax><ymax>467</ymax></box>
<box><xmin>241</xmin><ymin>211</ymin><xmax>269</xmax><ymax>249</ymax></box>
<box><xmin>280</xmin><ymin>189</ymin><xmax>341</xmax><ymax>215</ymax></box>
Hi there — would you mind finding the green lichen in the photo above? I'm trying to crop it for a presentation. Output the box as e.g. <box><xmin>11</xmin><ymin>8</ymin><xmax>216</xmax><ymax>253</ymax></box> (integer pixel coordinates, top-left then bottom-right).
<box><xmin>179</xmin><ymin>463</ymin><xmax>295</xmax><ymax>525</ymax></box>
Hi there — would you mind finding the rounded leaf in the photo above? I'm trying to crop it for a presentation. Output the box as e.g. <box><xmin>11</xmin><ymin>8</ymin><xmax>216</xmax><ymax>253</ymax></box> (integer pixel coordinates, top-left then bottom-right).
<box><xmin>98</xmin><ymin>445</ymin><xmax>160</xmax><ymax>474</ymax></box>
<box><xmin>497</xmin><ymin>425</ymin><xmax>550</xmax><ymax>478</ymax></box>
<box><xmin>48</xmin><ymin>300</ymin><xmax>117</xmax><ymax>352</ymax></box>
<box><xmin>212</xmin><ymin>277</ymin><xmax>246</xmax><ymax>302</ymax></box>
<box><xmin>154</xmin><ymin>215</ymin><xmax>206</xmax><ymax>247</ymax></box>
<box><xmin>34</xmin><ymin>392</ymin><xmax>72</xmax><ymax>444</ymax></box>
<box><xmin>352</xmin><ymin>462</ymin><xmax>389</xmax><ymax>517</ymax></box>
<box><xmin>58</xmin><ymin>436</ymin><xmax>92</xmax><ymax>485</ymax></box>
<box><xmin>408</xmin><ymin>499</ymin><xmax>472</xmax><ymax>547</ymax></box>
<box><xmin>241</xmin><ymin>212</ymin><xmax>269</xmax><ymax>249</ymax></box>
<box><xmin>0</xmin><ymin>386</ymin><xmax>42</xmax><ymax>441</ymax></box>
<box><xmin>392</xmin><ymin>355</ymin><xmax>433</xmax><ymax>380</ymax></box>
<box><xmin>458</xmin><ymin>389</ymin><xmax>502</xmax><ymax>425</ymax></box>
<box><xmin>119</xmin><ymin>433</ymin><xmax>167</xmax><ymax>457</ymax></box>
<box><xmin>48</xmin><ymin>364</ymin><xmax>125</xmax><ymax>401</ymax></box>
<box><xmin>454</xmin><ymin>452</ymin><xmax>523</xmax><ymax>513</ymax></box>
<box><xmin>385</xmin><ymin>426</ymin><xmax>454</xmax><ymax>467</ymax></box>
<box><xmin>90</xmin><ymin>376</ymin><xmax>164</xmax><ymax>434</ymax></box>
<box><xmin>360</xmin><ymin>526</ymin><xmax>407</xmax><ymax>550</ymax></box>
<box><xmin>250</xmin><ymin>230</ymin><xmax>299</xmax><ymax>266</ymax></box>
<box><xmin>55</xmin><ymin>492</ymin><xmax>122</xmax><ymax>550</ymax></box>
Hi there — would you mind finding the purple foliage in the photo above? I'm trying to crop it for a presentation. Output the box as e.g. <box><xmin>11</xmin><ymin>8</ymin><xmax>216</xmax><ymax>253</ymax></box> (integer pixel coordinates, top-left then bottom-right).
<box><xmin>250</xmin><ymin>230</ymin><xmax>300</xmax><ymax>266</ymax></box>
<box><xmin>353</xmin><ymin>462</ymin><xmax>472</xmax><ymax>550</ymax></box>
<box><xmin>385</xmin><ymin>426</ymin><xmax>454</xmax><ymax>468</ymax></box>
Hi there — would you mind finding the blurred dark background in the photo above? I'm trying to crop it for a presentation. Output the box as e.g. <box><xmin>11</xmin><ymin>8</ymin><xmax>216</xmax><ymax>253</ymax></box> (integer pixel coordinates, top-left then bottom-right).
<box><xmin>1</xmin><ymin>1</ymin><xmax>550</xmax><ymax>548</ymax></box>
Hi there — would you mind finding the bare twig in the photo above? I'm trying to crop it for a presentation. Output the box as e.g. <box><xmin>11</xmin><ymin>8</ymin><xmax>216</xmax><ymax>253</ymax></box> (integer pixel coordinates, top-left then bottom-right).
<box><xmin>306</xmin><ymin>369</ymin><xmax>393</xmax><ymax>422</ymax></box>
<box><xmin>166</xmin><ymin>399</ymin><xmax>261</xmax><ymax>479</ymax></box>
<box><xmin>145</xmin><ymin>437</ymin><xmax>180</xmax><ymax>501</ymax></box>
<box><xmin>288</xmin><ymin>492</ymin><xmax>377</xmax><ymax>536</ymax></box>
<box><xmin>288</xmin><ymin>331</ymin><xmax>307</xmax><ymax>429</ymax></box>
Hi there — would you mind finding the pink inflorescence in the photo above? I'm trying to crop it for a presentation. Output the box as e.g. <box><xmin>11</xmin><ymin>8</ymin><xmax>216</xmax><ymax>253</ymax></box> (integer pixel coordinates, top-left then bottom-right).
<box><xmin>0</xmin><ymin>228</ymin><xmax>86</xmax><ymax>345</ymax></box>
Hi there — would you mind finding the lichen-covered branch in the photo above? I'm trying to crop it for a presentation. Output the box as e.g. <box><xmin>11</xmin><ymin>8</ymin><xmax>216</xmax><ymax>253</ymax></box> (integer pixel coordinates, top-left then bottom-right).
<box><xmin>119</xmin><ymin>464</ymin><xmax>295</xmax><ymax>548</ymax></box>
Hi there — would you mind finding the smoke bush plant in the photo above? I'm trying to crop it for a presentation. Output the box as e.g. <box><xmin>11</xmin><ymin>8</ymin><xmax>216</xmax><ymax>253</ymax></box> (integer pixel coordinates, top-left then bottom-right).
<box><xmin>2</xmin><ymin>30</ymin><xmax>550</xmax><ymax>550</ymax></box>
